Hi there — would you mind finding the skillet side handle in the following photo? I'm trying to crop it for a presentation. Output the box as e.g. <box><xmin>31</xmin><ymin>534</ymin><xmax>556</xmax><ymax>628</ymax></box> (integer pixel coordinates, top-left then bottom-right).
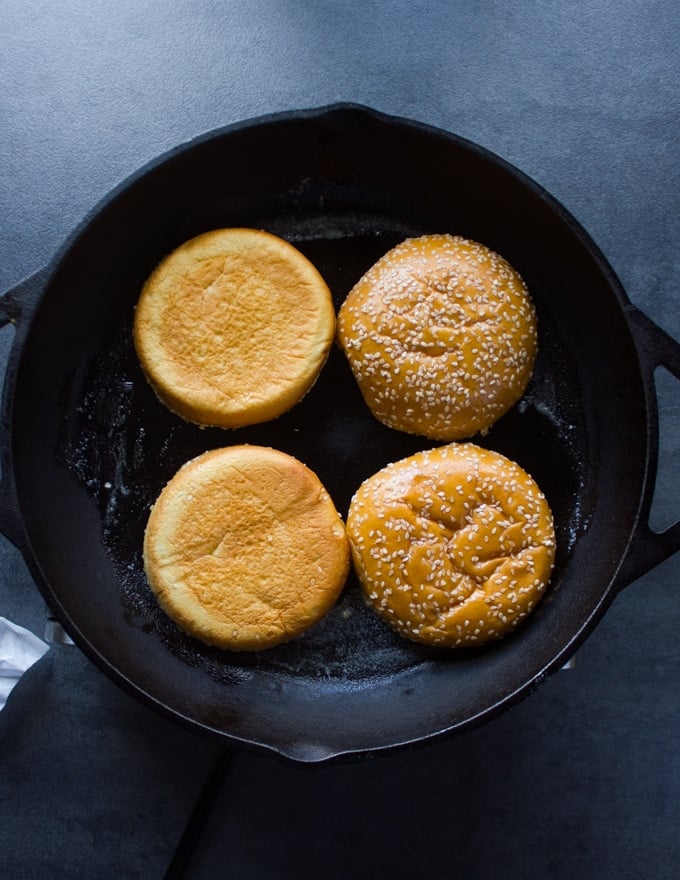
<box><xmin>0</xmin><ymin>269</ymin><xmax>48</xmax><ymax>552</ymax></box>
<box><xmin>617</xmin><ymin>305</ymin><xmax>680</xmax><ymax>588</ymax></box>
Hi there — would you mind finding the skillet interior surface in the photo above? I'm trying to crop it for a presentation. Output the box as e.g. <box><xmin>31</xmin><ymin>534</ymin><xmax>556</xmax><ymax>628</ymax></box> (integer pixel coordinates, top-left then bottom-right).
<box><xmin>11</xmin><ymin>106</ymin><xmax>649</xmax><ymax>759</ymax></box>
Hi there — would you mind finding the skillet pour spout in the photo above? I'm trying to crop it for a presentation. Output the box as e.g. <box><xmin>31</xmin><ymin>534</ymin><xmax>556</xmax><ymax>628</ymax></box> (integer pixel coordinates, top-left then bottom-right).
<box><xmin>1</xmin><ymin>104</ymin><xmax>680</xmax><ymax>762</ymax></box>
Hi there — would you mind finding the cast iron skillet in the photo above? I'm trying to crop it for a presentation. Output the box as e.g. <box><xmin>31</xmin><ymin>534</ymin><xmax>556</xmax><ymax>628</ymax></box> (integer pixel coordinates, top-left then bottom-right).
<box><xmin>1</xmin><ymin>105</ymin><xmax>679</xmax><ymax>763</ymax></box>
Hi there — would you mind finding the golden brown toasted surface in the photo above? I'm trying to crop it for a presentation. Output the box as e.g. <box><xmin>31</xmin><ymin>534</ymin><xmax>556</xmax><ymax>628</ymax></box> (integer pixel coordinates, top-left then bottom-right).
<box><xmin>134</xmin><ymin>228</ymin><xmax>335</xmax><ymax>428</ymax></box>
<box><xmin>346</xmin><ymin>443</ymin><xmax>555</xmax><ymax>647</ymax></box>
<box><xmin>337</xmin><ymin>234</ymin><xmax>538</xmax><ymax>441</ymax></box>
<box><xmin>143</xmin><ymin>445</ymin><xmax>350</xmax><ymax>651</ymax></box>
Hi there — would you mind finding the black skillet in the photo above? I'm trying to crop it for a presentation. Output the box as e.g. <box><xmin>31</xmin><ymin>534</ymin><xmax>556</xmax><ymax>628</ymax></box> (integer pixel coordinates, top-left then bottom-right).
<box><xmin>1</xmin><ymin>104</ymin><xmax>679</xmax><ymax>763</ymax></box>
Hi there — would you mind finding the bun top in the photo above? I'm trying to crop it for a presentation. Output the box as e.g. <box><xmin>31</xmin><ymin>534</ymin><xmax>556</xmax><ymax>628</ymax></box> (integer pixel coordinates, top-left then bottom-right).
<box><xmin>134</xmin><ymin>228</ymin><xmax>336</xmax><ymax>428</ymax></box>
<box><xmin>337</xmin><ymin>234</ymin><xmax>538</xmax><ymax>441</ymax></box>
<box><xmin>143</xmin><ymin>445</ymin><xmax>350</xmax><ymax>651</ymax></box>
<box><xmin>346</xmin><ymin>442</ymin><xmax>555</xmax><ymax>647</ymax></box>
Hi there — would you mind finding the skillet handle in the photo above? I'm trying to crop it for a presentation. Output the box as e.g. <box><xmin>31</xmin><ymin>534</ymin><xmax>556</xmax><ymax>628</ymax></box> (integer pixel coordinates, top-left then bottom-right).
<box><xmin>617</xmin><ymin>305</ymin><xmax>680</xmax><ymax>587</ymax></box>
<box><xmin>0</xmin><ymin>269</ymin><xmax>48</xmax><ymax>552</ymax></box>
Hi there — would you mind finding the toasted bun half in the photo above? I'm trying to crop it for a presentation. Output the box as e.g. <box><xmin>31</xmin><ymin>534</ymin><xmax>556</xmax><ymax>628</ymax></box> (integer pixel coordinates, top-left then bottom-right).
<box><xmin>134</xmin><ymin>228</ymin><xmax>335</xmax><ymax>428</ymax></box>
<box><xmin>143</xmin><ymin>445</ymin><xmax>350</xmax><ymax>651</ymax></box>
<box><xmin>337</xmin><ymin>235</ymin><xmax>537</xmax><ymax>440</ymax></box>
<box><xmin>346</xmin><ymin>443</ymin><xmax>555</xmax><ymax>647</ymax></box>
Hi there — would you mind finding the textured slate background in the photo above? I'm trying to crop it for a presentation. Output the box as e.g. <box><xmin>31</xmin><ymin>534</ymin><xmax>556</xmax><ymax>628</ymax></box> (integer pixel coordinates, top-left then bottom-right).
<box><xmin>1</xmin><ymin>2</ymin><xmax>678</xmax><ymax>877</ymax></box>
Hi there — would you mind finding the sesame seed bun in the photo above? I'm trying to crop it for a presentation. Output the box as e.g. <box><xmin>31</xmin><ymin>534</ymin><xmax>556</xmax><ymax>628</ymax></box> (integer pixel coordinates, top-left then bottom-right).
<box><xmin>134</xmin><ymin>228</ymin><xmax>335</xmax><ymax>429</ymax></box>
<box><xmin>337</xmin><ymin>234</ymin><xmax>538</xmax><ymax>441</ymax></box>
<box><xmin>346</xmin><ymin>443</ymin><xmax>555</xmax><ymax>648</ymax></box>
<box><xmin>143</xmin><ymin>445</ymin><xmax>350</xmax><ymax>651</ymax></box>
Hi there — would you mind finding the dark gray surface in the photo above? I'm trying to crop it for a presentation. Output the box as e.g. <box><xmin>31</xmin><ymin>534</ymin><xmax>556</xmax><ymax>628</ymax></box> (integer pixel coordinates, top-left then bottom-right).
<box><xmin>1</xmin><ymin>1</ymin><xmax>678</xmax><ymax>878</ymax></box>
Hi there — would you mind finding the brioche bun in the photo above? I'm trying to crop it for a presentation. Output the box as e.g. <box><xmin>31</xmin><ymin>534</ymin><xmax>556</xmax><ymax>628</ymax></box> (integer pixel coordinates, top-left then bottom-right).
<box><xmin>143</xmin><ymin>445</ymin><xmax>350</xmax><ymax>651</ymax></box>
<box><xmin>337</xmin><ymin>234</ymin><xmax>537</xmax><ymax>440</ymax></box>
<box><xmin>346</xmin><ymin>443</ymin><xmax>555</xmax><ymax>647</ymax></box>
<box><xmin>134</xmin><ymin>228</ymin><xmax>335</xmax><ymax>428</ymax></box>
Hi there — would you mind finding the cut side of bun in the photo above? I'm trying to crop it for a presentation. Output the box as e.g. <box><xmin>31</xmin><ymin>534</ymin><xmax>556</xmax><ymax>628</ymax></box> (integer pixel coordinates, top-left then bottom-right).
<box><xmin>134</xmin><ymin>228</ymin><xmax>336</xmax><ymax>428</ymax></box>
<box><xmin>143</xmin><ymin>445</ymin><xmax>350</xmax><ymax>651</ymax></box>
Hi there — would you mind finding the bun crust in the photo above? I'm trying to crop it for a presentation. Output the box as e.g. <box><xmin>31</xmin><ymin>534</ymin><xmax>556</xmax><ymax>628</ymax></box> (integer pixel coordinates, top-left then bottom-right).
<box><xmin>337</xmin><ymin>235</ymin><xmax>537</xmax><ymax>440</ymax></box>
<box><xmin>134</xmin><ymin>228</ymin><xmax>335</xmax><ymax>428</ymax></box>
<box><xmin>143</xmin><ymin>445</ymin><xmax>350</xmax><ymax>651</ymax></box>
<box><xmin>346</xmin><ymin>443</ymin><xmax>555</xmax><ymax>647</ymax></box>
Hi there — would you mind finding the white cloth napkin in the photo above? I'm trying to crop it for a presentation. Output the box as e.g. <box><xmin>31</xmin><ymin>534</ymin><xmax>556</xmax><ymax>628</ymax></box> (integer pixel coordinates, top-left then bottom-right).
<box><xmin>0</xmin><ymin>616</ymin><xmax>49</xmax><ymax>710</ymax></box>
